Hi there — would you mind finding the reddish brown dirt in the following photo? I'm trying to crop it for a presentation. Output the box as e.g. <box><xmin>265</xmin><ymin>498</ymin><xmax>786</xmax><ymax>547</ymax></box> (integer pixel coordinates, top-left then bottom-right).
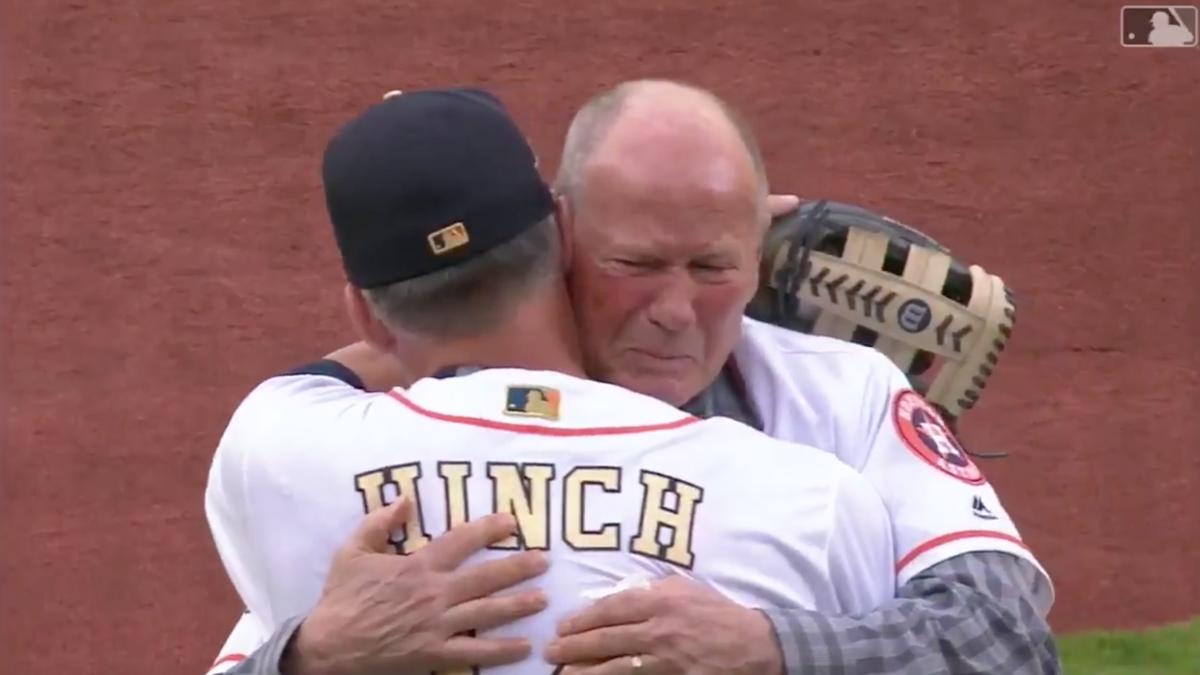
<box><xmin>3</xmin><ymin>1</ymin><xmax>1198</xmax><ymax>673</ymax></box>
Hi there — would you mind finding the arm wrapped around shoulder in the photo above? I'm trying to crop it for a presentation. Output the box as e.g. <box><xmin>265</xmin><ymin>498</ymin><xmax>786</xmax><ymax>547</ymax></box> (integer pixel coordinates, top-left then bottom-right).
<box><xmin>746</xmin><ymin>200</ymin><xmax>1016</xmax><ymax>433</ymax></box>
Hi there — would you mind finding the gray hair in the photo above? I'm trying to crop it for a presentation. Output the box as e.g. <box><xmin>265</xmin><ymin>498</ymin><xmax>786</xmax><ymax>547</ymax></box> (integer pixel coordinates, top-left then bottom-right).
<box><xmin>554</xmin><ymin>79</ymin><xmax>769</xmax><ymax>204</ymax></box>
<box><xmin>363</xmin><ymin>214</ymin><xmax>560</xmax><ymax>339</ymax></box>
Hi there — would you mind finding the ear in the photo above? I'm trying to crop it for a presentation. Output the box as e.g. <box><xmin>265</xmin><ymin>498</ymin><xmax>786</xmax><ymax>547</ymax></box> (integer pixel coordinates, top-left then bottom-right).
<box><xmin>554</xmin><ymin>192</ymin><xmax>575</xmax><ymax>275</ymax></box>
<box><xmin>343</xmin><ymin>283</ymin><xmax>396</xmax><ymax>352</ymax></box>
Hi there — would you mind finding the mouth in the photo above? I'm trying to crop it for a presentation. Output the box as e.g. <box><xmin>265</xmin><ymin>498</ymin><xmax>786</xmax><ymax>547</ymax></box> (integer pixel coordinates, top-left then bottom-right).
<box><xmin>626</xmin><ymin>348</ymin><xmax>695</xmax><ymax>364</ymax></box>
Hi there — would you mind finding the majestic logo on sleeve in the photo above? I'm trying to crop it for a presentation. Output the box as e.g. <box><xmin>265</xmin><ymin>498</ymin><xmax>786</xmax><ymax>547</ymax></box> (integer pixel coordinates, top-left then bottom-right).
<box><xmin>893</xmin><ymin>390</ymin><xmax>985</xmax><ymax>485</ymax></box>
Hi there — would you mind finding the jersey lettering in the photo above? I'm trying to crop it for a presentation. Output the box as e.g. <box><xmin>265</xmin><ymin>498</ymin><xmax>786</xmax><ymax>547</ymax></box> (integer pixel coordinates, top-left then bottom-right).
<box><xmin>355</xmin><ymin>461</ymin><xmax>703</xmax><ymax>569</ymax></box>
<box><xmin>354</xmin><ymin>463</ymin><xmax>431</xmax><ymax>554</ymax></box>
<box><xmin>438</xmin><ymin>462</ymin><xmax>472</xmax><ymax>529</ymax></box>
<box><xmin>563</xmin><ymin>467</ymin><xmax>622</xmax><ymax>551</ymax></box>
<box><xmin>629</xmin><ymin>471</ymin><xmax>704</xmax><ymax>569</ymax></box>
<box><xmin>488</xmin><ymin>463</ymin><xmax>556</xmax><ymax>550</ymax></box>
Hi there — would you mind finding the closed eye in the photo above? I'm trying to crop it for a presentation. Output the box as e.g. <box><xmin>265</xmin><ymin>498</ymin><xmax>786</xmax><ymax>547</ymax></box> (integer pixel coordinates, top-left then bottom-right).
<box><xmin>690</xmin><ymin>259</ymin><xmax>736</xmax><ymax>274</ymax></box>
<box><xmin>613</xmin><ymin>258</ymin><xmax>662</xmax><ymax>270</ymax></box>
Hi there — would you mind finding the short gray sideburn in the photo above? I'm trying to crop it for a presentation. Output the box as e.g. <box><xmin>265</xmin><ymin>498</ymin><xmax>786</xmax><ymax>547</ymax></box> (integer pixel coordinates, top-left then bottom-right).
<box><xmin>362</xmin><ymin>215</ymin><xmax>560</xmax><ymax>339</ymax></box>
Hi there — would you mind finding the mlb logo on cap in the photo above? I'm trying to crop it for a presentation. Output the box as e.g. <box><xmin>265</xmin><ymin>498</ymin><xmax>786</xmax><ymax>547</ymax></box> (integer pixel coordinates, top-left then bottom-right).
<box><xmin>428</xmin><ymin>222</ymin><xmax>470</xmax><ymax>255</ymax></box>
<box><xmin>1121</xmin><ymin>6</ymin><xmax>1198</xmax><ymax>46</ymax></box>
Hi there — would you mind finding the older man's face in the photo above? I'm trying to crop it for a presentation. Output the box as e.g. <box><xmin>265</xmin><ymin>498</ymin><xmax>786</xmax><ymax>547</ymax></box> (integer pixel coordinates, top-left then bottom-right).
<box><xmin>565</xmin><ymin>145</ymin><xmax>764</xmax><ymax>406</ymax></box>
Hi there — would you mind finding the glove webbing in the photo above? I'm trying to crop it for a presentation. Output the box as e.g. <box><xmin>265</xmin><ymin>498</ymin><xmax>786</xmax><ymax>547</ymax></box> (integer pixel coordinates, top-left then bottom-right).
<box><xmin>765</xmin><ymin>215</ymin><xmax>1017</xmax><ymax>456</ymax></box>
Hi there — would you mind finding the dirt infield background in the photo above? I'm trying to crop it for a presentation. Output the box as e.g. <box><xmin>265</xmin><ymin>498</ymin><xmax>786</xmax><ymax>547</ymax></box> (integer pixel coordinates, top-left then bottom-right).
<box><xmin>2</xmin><ymin>1</ymin><xmax>1197</xmax><ymax>673</ymax></box>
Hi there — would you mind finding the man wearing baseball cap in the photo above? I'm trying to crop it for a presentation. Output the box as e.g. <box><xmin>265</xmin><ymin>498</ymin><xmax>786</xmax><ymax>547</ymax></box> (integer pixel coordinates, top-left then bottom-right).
<box><xmin>206</xmin><ymin>85</ymin><xmax>583</xmax><ymax>675</ymax></box>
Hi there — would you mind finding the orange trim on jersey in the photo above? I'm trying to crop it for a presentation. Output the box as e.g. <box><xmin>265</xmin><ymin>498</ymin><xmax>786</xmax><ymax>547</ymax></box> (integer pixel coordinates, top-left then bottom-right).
<box><xmin>895</xmin><ymin>530</ymin><xmax>1029</xmax><ymax>573</ymax></box>
<box><xmin>209</xmin><ymin>653</ymin><xmax>247</xmax><ymax>669</ymax></box>
<box><xmin>386</xmin><ymin>390</ymin><xmax>700</xmax><ymax>436</ymax></box>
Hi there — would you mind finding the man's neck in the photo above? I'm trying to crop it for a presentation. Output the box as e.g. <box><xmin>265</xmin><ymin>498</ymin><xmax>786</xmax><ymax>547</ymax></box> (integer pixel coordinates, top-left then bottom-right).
<box><xmin>418</xmin><ymin>334</ymin><xmax>584</xmax><ymax>380</ymax></box>
<box><xmin>407</xmin><ymin>287</ymin><xmax>586</xmax><ymax>381</ymax></box>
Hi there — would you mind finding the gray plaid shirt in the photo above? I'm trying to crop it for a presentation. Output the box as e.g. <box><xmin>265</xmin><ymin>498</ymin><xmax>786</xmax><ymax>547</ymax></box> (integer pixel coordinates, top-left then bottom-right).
<box><xmin>219</xmin><ymin>366</ymin><xmax>1061</xmax><ymax>675</ymax></box>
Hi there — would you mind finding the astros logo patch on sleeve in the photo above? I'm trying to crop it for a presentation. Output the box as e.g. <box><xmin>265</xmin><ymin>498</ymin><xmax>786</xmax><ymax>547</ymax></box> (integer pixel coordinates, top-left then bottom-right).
<box><xmin>893</xmin><ymin>390</ymin><xmax>985</xmax><ymax>485</ymax></box>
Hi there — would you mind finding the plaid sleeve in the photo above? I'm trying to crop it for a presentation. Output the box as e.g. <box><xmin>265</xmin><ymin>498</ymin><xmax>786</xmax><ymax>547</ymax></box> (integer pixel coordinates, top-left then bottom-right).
<box><xmin>760</xmin><ymin>551</ymin><xmax>1061</xmax><ymax>675</ymax></box>
<box><xmin>220</xmin><ymin>617</ymin><xmax>304</xmax><ymax>675</ymax></box>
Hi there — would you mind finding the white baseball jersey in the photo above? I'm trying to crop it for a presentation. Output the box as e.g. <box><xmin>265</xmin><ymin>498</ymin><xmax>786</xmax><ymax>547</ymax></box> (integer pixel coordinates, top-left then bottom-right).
<box><xmin>205</xmin><ymin>317</ymin><xmax>1053</xmax><ymax>671</ymax></box>
<box><xmin>205</xmin><ymin>365</ymin><xmax>895</xmax><ymax>673</ymax></box>
<box><xmin>731</xmin><ymin>317</ymin><xmax>1051</xmax><ymax>593</ymax></box>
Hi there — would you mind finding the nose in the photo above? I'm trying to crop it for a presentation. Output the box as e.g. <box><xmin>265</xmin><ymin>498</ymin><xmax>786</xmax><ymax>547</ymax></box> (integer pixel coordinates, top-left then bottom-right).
<box><xmin>645</xmin><ymin>274</ymin><xmax>697</xmax><ymax>333</ymax></box>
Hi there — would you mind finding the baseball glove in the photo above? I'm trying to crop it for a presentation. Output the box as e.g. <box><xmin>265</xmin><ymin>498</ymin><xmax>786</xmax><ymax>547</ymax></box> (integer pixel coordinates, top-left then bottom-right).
<box><xmin>746</xmin><ymin>200</ymin><xmax>1016</xmax><ymax>449</ymax></box>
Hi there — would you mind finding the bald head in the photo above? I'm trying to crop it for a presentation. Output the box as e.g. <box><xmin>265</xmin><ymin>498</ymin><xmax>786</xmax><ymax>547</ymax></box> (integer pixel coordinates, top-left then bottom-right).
<box><xmin>555</xmin><ymin>79</ymin><xmax>768</xmax><ymax>220</ymax></box>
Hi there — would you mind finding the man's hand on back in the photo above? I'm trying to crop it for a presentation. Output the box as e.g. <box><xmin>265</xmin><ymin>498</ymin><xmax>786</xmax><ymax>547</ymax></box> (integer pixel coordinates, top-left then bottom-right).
<box><xmin>544</xmin><ymin>576</ymin><xmax>783</xmax><ymax>675</ymax></box>
<box><xmin>282</xmin><ymin>497</ymin><xmax>550</xmax><ymax>675</ymax></box>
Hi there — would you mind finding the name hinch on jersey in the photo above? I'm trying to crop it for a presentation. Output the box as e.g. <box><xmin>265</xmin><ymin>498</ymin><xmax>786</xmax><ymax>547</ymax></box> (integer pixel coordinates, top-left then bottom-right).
<box><xmin>355</xmin><ymin>462</ymin><xmax>704</xmax><ymax>569</ymax></box>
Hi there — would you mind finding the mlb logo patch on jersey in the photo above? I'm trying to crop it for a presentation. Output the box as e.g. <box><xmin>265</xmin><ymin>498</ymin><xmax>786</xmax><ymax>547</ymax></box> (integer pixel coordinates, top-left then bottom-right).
<box><xmin>504</xmin><ymin>385</ymin><xmax>561</xmax><ymax>421</ymax></box>
<box><xmin>893</xmin><ymin>390</ymin><xmax>985</xmax><ymax>485</ymax></box>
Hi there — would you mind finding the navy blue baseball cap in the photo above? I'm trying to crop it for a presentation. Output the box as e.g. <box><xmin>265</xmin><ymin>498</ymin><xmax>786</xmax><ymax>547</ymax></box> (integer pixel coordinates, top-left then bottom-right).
<box><xmin>321</xmin><ymin>87</ymin><xmax>554</xmax><ymax>288</ymax></box>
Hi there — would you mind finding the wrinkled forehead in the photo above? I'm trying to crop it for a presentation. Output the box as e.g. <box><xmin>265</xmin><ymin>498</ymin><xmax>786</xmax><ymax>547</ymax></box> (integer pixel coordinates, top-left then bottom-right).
<box><xmin>576</xmin><ymin>151</ymin><xmax>762</xmax><ymax>252</ymax></box>
<box><xmin>576</xmin><ymin>191</ymin><xmax>761</xmax><ymax>262</ymax></box>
